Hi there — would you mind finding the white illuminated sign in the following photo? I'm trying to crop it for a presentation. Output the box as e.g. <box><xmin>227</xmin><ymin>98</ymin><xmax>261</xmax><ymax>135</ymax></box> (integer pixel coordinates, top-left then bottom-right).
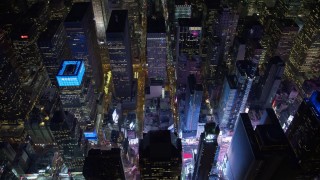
<box><xmin>112</xmin><ymin>109</ymin><xmax>119</xmax><ymax>124</ymax></box>
<box><xmin>129</xmin><ymin>122</ymin><xmax>135</xmax><ymax>130</ymax></box>
<box><xmin>205</xmin><ymin>134</ymin><xmax>216</xmax><ymax>141</ymax></box>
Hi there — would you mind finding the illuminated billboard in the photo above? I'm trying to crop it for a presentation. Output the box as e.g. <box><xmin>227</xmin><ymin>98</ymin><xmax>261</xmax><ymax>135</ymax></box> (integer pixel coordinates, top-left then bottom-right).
<box><xmin>84</xmin><ymin>130</ymin><xmax>97</xmax><ymax>141</ymax></box>
<box><xmin>56</xmin><ymin>60</ymin><xmax>85</xmax><ymax>86</ymax></box>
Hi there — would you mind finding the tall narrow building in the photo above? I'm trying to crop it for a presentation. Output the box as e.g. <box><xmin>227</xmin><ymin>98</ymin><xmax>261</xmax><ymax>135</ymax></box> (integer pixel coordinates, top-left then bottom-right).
<box><xmin>183</xmin><ymin>74</ymin><xmax>203</xmax><ymax>137</ymax></box>
<box><xmin>106</xmin><ymin>10</ymin><xmax>134</xmax><ymax>99</ymax></box>
<box><xmin>218</xmin><ymin>76</ymin><xmax>238</xmax><ymax>129</ymax></box>
<box><xmin>218</xmin><ymin>60</ymin><xmax>255</xmax><ymax>130</ymax></box>
<box><xmin>254</xmin><ymin>56</ymin><xmax>285</xmax><ymax>109</ymax></box>
<box><xmin>285</xmin><ymin>5</ymin><xmax>320</xmax><ymax>85</ymax></box>
<box><xmin>225</xmin><ymin>113</ymin><xmax>297</xmax><ymax>180</ymax></box>
<box><xmin>260</xmin><ymin>18</ymin><xmax>299</xmax><ymax>65</ymax></box>
<box><xmin>147</xmin><ymin>16</ymin><xmax>167</xmax><ymax>81</ymax></box>
<box><xmin>176</xmin><ymin>18</ymin><xmax>202</xmax><ymax>60</ymax></box>
<box><xmin>56</xmin><ymin>60</ymin><xmax>96</xmax><ymax>123</ymax></box>
<box><xmin>38</xmin><ymin>20</ymin><xmax>71</xmax><ymax>86</ymax></box>
<box><xmin>286</xmin><ymin>91</ymin><xmax>320</xmax><ymax>178</ymax></box>
<box><xmin>50</xmin><ymin>110</ymin><xmax>84</xmax><ymax>172</ymax></box>
<box><xmin>0</xmin><ymin>29</ymin><xmax>30</xmax><ymax>124</ymax></box>
<box><xmin>214</xmin><ymin>6</ymin><xmax>239</xmax><ymax>62</ymax></box>
<box><xmin>91</xmin><ymin>0</ymin><xmax>109</xmax><ymax>44</ymax></box>
<box><xmin>64</xmin><ymin>2</ymin><xmax>103</xmax><ymax>90</ymax></box>
<box><xmin>193</xmin><ymin>122</ymin><xmax>220</xmax><ymax>180</ymax></box>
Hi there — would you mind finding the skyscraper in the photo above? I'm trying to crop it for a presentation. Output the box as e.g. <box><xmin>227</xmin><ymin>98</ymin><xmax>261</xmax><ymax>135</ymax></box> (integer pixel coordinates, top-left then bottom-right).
<box><xmin>91</xmin><ymin>0</ymin><xmax>108</xmax><ymax>44</ymax></box>
<box><xmin>253</xmin><ymin>56</ymin><xmax>285</xmax><ymax>109</ymax></box>
<box><xmin>260</xmin><ymin>18</ymin><xmax>299</xmax><ymax>65</ymax></box>
<box><xmin>0</xmin><ymin>29</ymin><xmax>30</xmax><ymax>124</ymax></box>
<box><xmin>193</xmin><ymin>122</ymin><xmax>220</xmax><ymax>180</ymax></box>
<box><xmin>56</xmin><ymin>60</ymin><xmax>96</xmax><ymax>123</ymax></box>
<box><xmin>106</xmin><ymin>10</ymin><xmax>134</xmax><ymax>99</ymax></box>
<box><xmin>219</xmin><ymin>60</ymin><xmax>255</xmax><ymax>130</ymax></box>
<box><xmin>176</xmin><ymin>18</ymin><xmax>202</xmax><ymax>86</ymax></box>
<box><xmin>274</xmin><ymin>19</ymin><xmax>299</xmax><ymax>62</ymax></box>
<box><xmin>214</xmin><ymin>6</ymin><xmax>239</xmax><ymax>62</ymax></box>
<box><xmin>147</xmin><ymin>16</ymin><xmax>167</xmax><ymax>81</ymax></box>
<box><xmin>285</xmin><ymin>4</ymin><xmax>320</xmax><ymax>85</ymax></box>
<box><xmin>218</xmin><ymin>75</ymin><xmax>238</xmax><ymax>129</ymax></box>
<box><xmin>50</xmin><ymin>110</ymin><xmax>84</xmax><ymax>172</ymax></box>
<box><xmin>225</xmin><ymin>113</ymin><xmax>297</xmax><ymax>180</ymax></box>
<box><xmin>273</xmin><ymin>0</ymin><xmax>302</xmax><ymax>19</ymax></box>
<box><xmin>139</xmin><ymin>130</ymin><xmax>182</xmax><ymax>179</ymax></box>
<box><xmin>176</xmin><ymin>18</ymin><xmax>202</xmax><ymax>60</ymax></box>
<box><xmin>184</xmin><ymin>74</ymin><xmax>203</xmax><ymax>136</ymax></box>
<box><xmin>11</xmin><ymin>20</ymin><xmax>49</xmax><ymax>100</ymax></box>
<box><xmin>286</xmin><ymin>91</ymin><xmax>320</xmax><ymax>177</ymax></box>
<box><xmin>11</xmin><ymin>3</ymin><xmax>48</xmax><ymax>72</ymax></box>
<box><xmin>38</xmin><ymin>20</ymin><xmax>71</xmax><ymax>86</ymax></box>
<box><xmin>83</xmin><ymin>148</ymin><xmax>125</xmax><ymax>179</ymax></box>
<box><xmin>64</xmin><ymin>2</ymin><xmax>103</xmax><ymax>90</ymax></box>
<box><xmin>174</xmin><ymin>0</ymin><xmax>191</xmax><ymax>21</ymax></box>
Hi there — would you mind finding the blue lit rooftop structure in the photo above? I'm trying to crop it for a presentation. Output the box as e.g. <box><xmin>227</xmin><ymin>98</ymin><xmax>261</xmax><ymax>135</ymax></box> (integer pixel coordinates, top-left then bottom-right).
<box><xmin>306</xmin><ymin>91</ymin><xmax>320</xmax><ymax>118</ymax></box>
<box><xmin>56</xmin><ymin>60</ymin><xmax>85</xmax><ymax>86</ymax></box>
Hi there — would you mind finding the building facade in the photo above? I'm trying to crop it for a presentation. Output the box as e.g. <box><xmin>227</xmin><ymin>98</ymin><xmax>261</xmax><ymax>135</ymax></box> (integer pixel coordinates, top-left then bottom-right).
<box><xmin>286</xmin><ymin>91</ymin><xmax>320</xmax><ymax>177</ymax></box>
<box><xmin>147</xmin><ymin>16</ymin><xmax>167</xmax><ymax>81</ymax></box>
<box><xmin>139</xmin><ymin>130</ymin><xmax>182</xmax><ymax>179</ymax></box>
<box><xmin>106</xmin><ymin>10</ymin><xmax>134</xmax><ymax>99</ymax></box>
<box><xmin>38</xmin><ymin>20</ymin><xmax>71</xmax><ymax>86</ymax></box>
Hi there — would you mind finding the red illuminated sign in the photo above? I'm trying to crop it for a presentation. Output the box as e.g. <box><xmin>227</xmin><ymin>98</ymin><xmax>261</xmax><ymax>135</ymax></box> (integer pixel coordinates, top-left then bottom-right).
<box><xmin>20</xmin><ymin>35</ymin><xmax>28</xmax><ymax>39</ymax></box>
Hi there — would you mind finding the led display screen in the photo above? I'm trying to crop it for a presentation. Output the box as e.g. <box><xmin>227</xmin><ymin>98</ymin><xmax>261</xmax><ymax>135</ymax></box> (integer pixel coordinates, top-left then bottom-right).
<box><xmin>84</xmin><ymin>131</ymin><xmax>97</xmax><ymax>141</ymax></box>
<box><xmin>56</xmin><ymin>60</ymin><xmax>85</xmax><ymax>86</ymax></box>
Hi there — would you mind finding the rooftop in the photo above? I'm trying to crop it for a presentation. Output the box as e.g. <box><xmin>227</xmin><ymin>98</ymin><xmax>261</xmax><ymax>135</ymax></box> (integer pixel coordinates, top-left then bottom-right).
<box><xmin>175</xmin><ymin>0</ymin><xmax>190</xmax><ymax>5</ymax></box>
<box><xmin>227</xmin><ymin>75</ymin><xmax>237</xmax><ymax>89</ymax></box>
<box><xmin>140</xmin><ymin>130</ymin><xmax>181</xmax><ymax>160</ymax></box>
<box><xmin>269</xmin><ymin>56</ymin><xmax>285</xmax><ymax>66</ymax></box>
<box><xmin>236</xmin><ymin>60</ymin><xmax>255</xmax><ymax>78</ymax></box>
<box><xmin>0</xmin><ymin>125</ymin><xmax>25</xmax><ymax>138</ymax></box>
<box><xmin>280</xmin><ymin>18</ymin><xmax>299</xmax><ymax>28</ymax></box>
<box><xmin>65</xmin><ymin>2</ymin><xmax>90</xmax><ymax>22</ymax></box>
<box><xmin>188</xmin><ymin>74</ymin><xmax>203</xmax><ymax>94</ymax></box>
<box><xmin>178</xmin><ymin>18</ymin><xmax>202</xmax><ymax>27</ymax></box>
<box><xmin>38</xmin><ymin>20</ymin><xmax>62</xmax><ymax>41</ymax></box>
<box><xmin>83</xmin><ymin>148</ymin><xmax>125</xmax><ymax>179</ymax></box>
<box><xmin>147</xmin><ymin>16</ymin><xmax>166</xmax><ymax>33</ymax></box>
<box><xmin>57</xmin><ymin>60</ymin><xmax>84</xmax><ymax>76</ymax></box>
<box><xmin>255</xmin><ymin>124</ymin><xmax>288</xmax><ymax>151</ymax></box>
<box><xmin>205</xmin><ymin>0</ymin><xmax>220</xmax><ymax>9</ymax></box>
<box><xmin>107</xmin><ymin>10</ymin><xmax>128</xmax><ymax>33</ymax></box>
<box><xmin>26</xmin><ymin>2</ymin><xmax>46</xmax><ymax>19</ymax></box>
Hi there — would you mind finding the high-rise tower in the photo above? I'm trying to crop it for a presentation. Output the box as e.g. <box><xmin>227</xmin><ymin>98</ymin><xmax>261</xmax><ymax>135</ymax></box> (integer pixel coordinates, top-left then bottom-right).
<box><xmin>184</xmin><ymin>74</ymin><xmax>203</xmax><ymax>136</ymax></box>
<box><xmin>147</xmin><ymin>16</ymin><xmax>167</xmax><ymax>81</ymax></box>
<box><xmin>64</xmin><ymin>2</ymin><xmax>103</xmax><ymax>90</ymax></box>
<box><xmin>286</xmin><ymin>91</ymin><xmax>320</xmax><ymax>177</ymax></box>
<box><xmin>38</xmin><ymin>20</ymin><xmax>71</xmax><ymax>86</ymax></box>
<box><xmin>0</xmin><ymin>29</ymin><xmax>30</xmax><ymax>124</ymax></box>
<box><xmin>106</xmin><ymin>10</ymin><xmax>134</xmax><ymax>99</ymax></box>
<box><xmin>83</xmin><ymin>148</ymin><xmax>125</xmax><ymax>179</ymax></box>
<box><xmin>225</xmin><ymin>113</ymin><xmax>297</xmax><ymax>180</ymax></box>
<box><xmin>254</xmin><ymin>56</ymin><xmax>285</xmax><ymax>109</ymax></box>
<box><xmin>139</xmin><ymin>130</ymin><xmax>182</xmax><ymax>179</ymax></box>
<box><xmin>285</xmin><ymin>5</ymin><xmax>320</xmax><ymax>85</ymax></box>
<box><xmin>193</xmin><ymin>122</ymin><xmax>220</xmax><ymax>180</ymax></box>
